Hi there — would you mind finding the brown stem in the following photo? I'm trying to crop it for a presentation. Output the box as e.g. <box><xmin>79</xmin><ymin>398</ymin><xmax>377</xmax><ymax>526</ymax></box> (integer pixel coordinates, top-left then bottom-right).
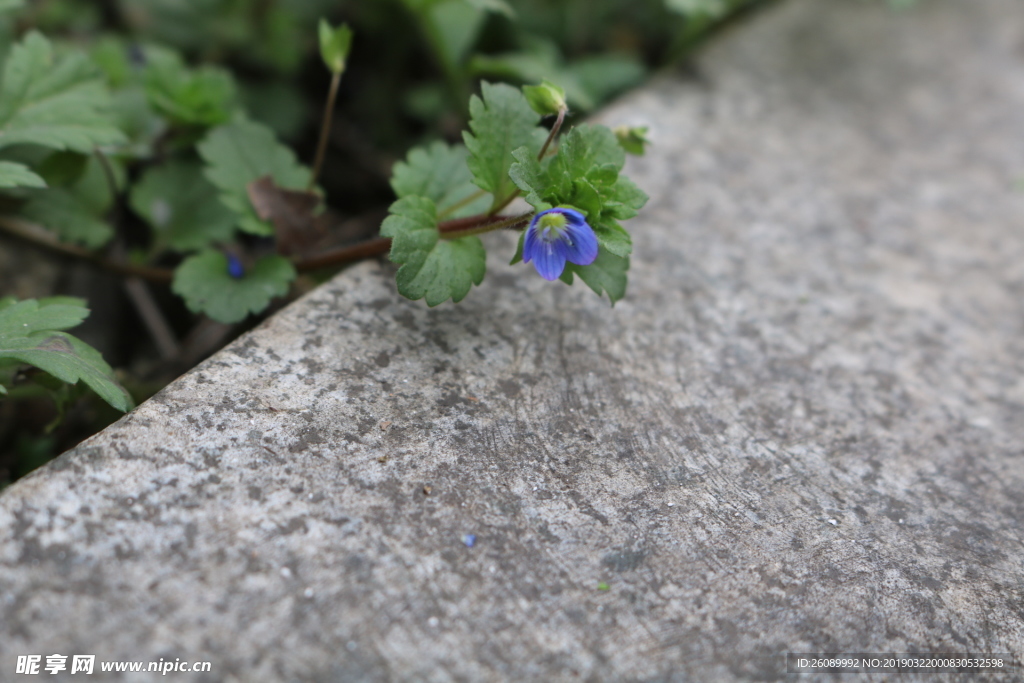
<box><xmin>294</xmin><ymin>237</ymin><xmax>391</xmax><ymax>272</ymax></box>
<box><xmin>293</xmin><ymin>211</ymin><xmax>535</xmax><ymax>272</ymax></box>
<box><xmin>438</xmin><ymin>211</ymin><xmax>533</xmax><ymax>240</ymax></box>
<box><xmin>309</xmin><ymin>71</ymin><xmax>342</xmax><ymax>191</ymax></box>
<box><xmin>0</xmin><ymin>215</ymin><xmax>174</xmax><ymax>284</ymax></box>
<box><xmin>537</xmin><ymin>106</ymin><xmax>567</xmax><ymax>161</ymax></box>
<box><xmin>123</xmin><ymin>277</ymin><xmax>180</xmax><ymax>360</ymax></box>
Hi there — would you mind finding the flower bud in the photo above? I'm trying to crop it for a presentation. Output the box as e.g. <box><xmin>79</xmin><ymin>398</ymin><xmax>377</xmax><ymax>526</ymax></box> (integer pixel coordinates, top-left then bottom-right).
<box><xmin>523</xmin><ymin>80</ymin><xmax>567</xmax><ymax>116</ymax></box>
<box><xmin>614</xmin><ymin>125</ymin><xmax>650</xmax><ymax>156</ymax></box>
<box><xmin>318</xmin><ymin>20</ymin><xmax>353</xmax><ymax>75</ymax></box>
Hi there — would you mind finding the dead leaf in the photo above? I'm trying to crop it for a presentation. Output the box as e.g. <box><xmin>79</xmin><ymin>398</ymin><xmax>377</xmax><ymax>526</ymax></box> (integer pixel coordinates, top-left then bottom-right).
<box><xmin>246</xmin><ymin>175</ymin><xmax>324</xmax><ymax>254</ymax></box>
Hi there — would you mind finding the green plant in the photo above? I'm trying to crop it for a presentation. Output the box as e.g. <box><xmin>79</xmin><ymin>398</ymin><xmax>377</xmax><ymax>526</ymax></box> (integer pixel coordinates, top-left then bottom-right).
<box><xmin>0</xmin><ymin>297</ymin><xmax>133</xmax><ymax>413</ymax></box>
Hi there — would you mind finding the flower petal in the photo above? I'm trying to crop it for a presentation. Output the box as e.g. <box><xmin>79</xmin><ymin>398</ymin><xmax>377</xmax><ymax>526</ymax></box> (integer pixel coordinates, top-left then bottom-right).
<box><xmin>532</xmin><ymin>240</ymin><xmax>568</xmax><ymax>281</ymax></box>
<box><xmin>522</xmin><ymin>222</ymin><xmax>540</xmax><ymax>264</ymax></box>
<box><xmin>561</xmin><ymin>219</ymin><xmax>599</xmax><ymax>266</ymax></box>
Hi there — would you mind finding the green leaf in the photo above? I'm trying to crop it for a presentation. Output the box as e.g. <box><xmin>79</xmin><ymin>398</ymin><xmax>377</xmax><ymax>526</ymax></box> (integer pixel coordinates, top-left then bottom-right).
<box><xmin>198</xmin><ymin>119</ymin><xmax>311</xmax><ymax>236</ymax></box>
<box><xmin>0</xmin><ymin>297</ymin><xmax>88</xmax><ymax>332</ymax></box>
<box><xmin>380</xmin><ymin>195</ymin><xmax>486</xmax><ymax>306</ymax></box>
<box><xmin>603</xmin><ymin>175</ymin><xmax>649</xmax><ymax>221</ymax></box>
<box><xmin>0</xmin><ymin>298</ymin><xmax>133</xmax><ymax>412</ymax></box>
<box><xmin>509</xmin><ymin>230</ymin><xmax>525</xmax><ymax>265</ymax></box>
<box><xmin>553</xmin><ymin>124</ymin><xmax>626</xmax><ymax>182</ymax></box>
<box><xmin>463</xmin><ymin>81</ymin><xmax>545</xmax><ymax>210</ymax></box>
<box><xmin>614</xmin><ymin>125</ymin><xmax>650</xmax><ymax>156</ymax></box>
<box><xmin>0</xmin><ymin>31</ymin><xmax>126</xmax><ymax>152</ymax></box>
<box><xmin>144</xmin><ymin>50</ymin><xmax>237</xmax><ymax>127</ymax></box>
<box><xmin>0</xmin><ymin>1</ymin><xmax>25</xmax><ymax>13</ymax></box>
<box><xmin>426</xmin><ymin>1</ymin><xmax>485</xmax><ymax>70</ymax></box>
<box><xmin>17</xmin><ymin>154</ymin><xmax>122</xmax><ymax>249</ymax></box>
<box><xmin>35</xmin><ymin>151</ymin><xmax>88</xmax><ymax>186</ymax></box>
<box><xmin>508</xmin><ymin>146</ymin><xmax>552</xmax><ymax>211</ymax></box>
<box><xmin>665</xmin><ymin>0</ymin><xmax>729</xmax><ymax>17</ymax></box>
<box><xmin>20</xmin><ymin>187</ymin><xmax>113</xmax><ymax>248</ymax></box>
<box><xmin>0</xmin><ymin>160</ymin><xmax>45</xmax><ymax>189</ymax></box>
<box><xmin>591</xmin><ymin>217</ymin><xmax>632</xmax><ymax>258</ymax></box>
<box><xmin>463</xmin><ymin>0</ymin><xmax>515</xmax><ymax>17</ymax></box>
<box><xmin>172</xmin><ymin>251</ymin><xmax>296</xmax><ymax>324</ymax></box>
<box><xmin>561</xmin><ymin>250</ymin><xmax>629</xmax><ymax>304</ymax></box>
<box><xmin>318</xmin><ymin>19</ymin><xmax>353</xmax><ymax>74</ymax></box>
<box><xmin>390</xmin><ymin>141</ymin><xmax>490</xmax><ymax>218</ymax></box>
<box><xmin>130</xmin><ymin>161</ymin><xmax>236</xmax><ymax>252</ymax></box>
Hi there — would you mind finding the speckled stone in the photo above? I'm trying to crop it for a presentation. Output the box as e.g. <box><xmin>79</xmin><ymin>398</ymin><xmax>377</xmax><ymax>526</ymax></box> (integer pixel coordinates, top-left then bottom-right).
<box><xmin>2</xmin><ymin>0</ymin><xmax>1024</xmax><ymax>680</ymax></box>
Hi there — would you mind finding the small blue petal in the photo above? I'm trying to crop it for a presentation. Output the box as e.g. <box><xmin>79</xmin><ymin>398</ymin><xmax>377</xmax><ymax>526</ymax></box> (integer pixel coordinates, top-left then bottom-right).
<box><xmin>532</xmin><ymin>240</ymin><xmax>568</xmax><ymax>280</ymax></box>
<box><xmin>561</xmin><ymin>220</ymin><xmax>598</xmax><ymax>266</ymax></box>
<box><xmin>226</xmin><ymin>254</ymin><xmax>245</xmax><ymax>279</ymax></box>
<box><xmin>463</xmin><ymin>534</ymin><xmax>476</xmax><ymax>548</ymax></box>
<box><xmin>556</xmin><ymin>207</ymin><xmax>587</xmax><ymax>224</ymax></box>
<box><xmin>522</xmin><ymin>219</ymin><xmax>541</xmax><ymax>264</ymax></box>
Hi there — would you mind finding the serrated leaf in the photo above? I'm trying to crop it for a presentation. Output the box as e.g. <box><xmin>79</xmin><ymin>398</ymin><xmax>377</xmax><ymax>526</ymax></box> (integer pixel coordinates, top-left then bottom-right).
<box><xmin>553</xmin><ymin>124</ymin><xmax>625</xmax><ymax>181</ymax></box>
<box><xmin>390</xmin><ymin>141</ymin><xmax>490</xmax><ymax>218</ymax></box>
<box><xmin>592</xmin><ymin>217</ymin><xmax>632</xmax><ymax>258</ymax></box>
<box><xmin>508</xmin><ymin>146</ymin><xmax>553</xmax><ymax>211</ymax></box>
<box><xmin>130</xmin><ymin>161</ymin><xmax>236</xmax><ymax>252</ymax></box>
<box><xmin>0</xmin><ymin>297</ymin><xmax>88</xmax><ymax>333</ymax></box>
<box><xmin>380</xmin><ymin>195</ymin><xmax>485</xmax><ymax>306</ymax></box>
<box><xmin>198</xmin><ymin>119</ymin><xmax>311</xmax><ymax>236</ymax></box>
<box><xmin>0</xmin><ymin>31</ymin><xmax>126</xmax><ymax>152</ymax></box>
<box><xmin>570</xmin><ymin>178</ymin><xmax>602</xmax><ymax>218</ymax></box>
<box><xmin>0</xmin><ymin>298</ymin><xmax>132</xmax><ymax>412</ymax></box>
<box><xmin>603</xmin><ymin>175</ymin><xmax>649</xmax><ymax>220</ymax></box>
<box><xmin>144</xmin><ymin>50</ymin><xmax>236</xmax><ymax>127</ymax></box>
<box><xmin>172</xmin><ymin>251</ymin><xmax>296</xmax><ymax>323</ymax></box>
<box><xmin>20</xmin><ymin>187</ymin><xmax>113</xmax><ymax>248</ymax></box>
<box><xmin>0</xmin><ymin>160</ymin><xmax>45</xmax><ymax>188</ymax></box>
<box><xmin>463</xmin><ymin>81</ymin><xmax>546</xmax><ymax>210</ymax></box>
<box><xmin>561</xmin><ymin>250</ymin><xmax>629</xmax><ymax>304</ymax></box>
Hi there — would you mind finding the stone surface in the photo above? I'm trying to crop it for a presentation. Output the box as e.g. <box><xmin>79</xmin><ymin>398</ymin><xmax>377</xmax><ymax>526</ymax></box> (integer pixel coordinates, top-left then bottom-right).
<box><xmin>3</xmin><ymin>0</ymin><xmax>1024</xmax><ymax>680</ymax></box>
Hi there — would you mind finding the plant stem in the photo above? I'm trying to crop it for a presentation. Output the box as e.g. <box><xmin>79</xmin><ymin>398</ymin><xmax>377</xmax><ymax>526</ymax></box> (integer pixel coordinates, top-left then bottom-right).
<box><xmin>437</xmin><ymin>188</ymin><xmax>488</xmax><ymax>220</ymax></box>
<box><xmin>294</xmin><ymin>210</ymin><xmax>534</xmax><ymax>272</ymax></box>
<box><xmin>309</xmin><ymin>71</ymin><xmax>342</xmax><ymax>191</ymax></box>
<box><xmin>0</xmin><ymin>215</ymin><xmax>174</xmax><ymax>284</ymax></box>
<box><xmin>293</xmin><ymin>237</ymin><xmax>391</xmax><ymax>273</ymax></box>
<box><xmin>2</xmin><ymin>203</ymin><xmax>533</xmax><ymax>286</ymax></box>
<box><xmin>438</xmin><ymin>211</ymin><xmax>533</xmax><ymax>240</ymax></box>
<box><xmin>537</xmin><ymin>106</ymin><xmax>567</xmax><ymax>161</ymax></box>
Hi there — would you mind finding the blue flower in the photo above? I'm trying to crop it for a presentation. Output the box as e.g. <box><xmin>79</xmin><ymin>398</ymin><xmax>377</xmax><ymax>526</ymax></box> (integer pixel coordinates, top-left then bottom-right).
<box><xmin>226</xmin><ymin>254</ymin><xmax>245</xmax><ymax>279</ymax></box>
<box><xmin>522</xmin><ymin>207</ymin><xmax>599</xmax><ymax>281</ymax></box>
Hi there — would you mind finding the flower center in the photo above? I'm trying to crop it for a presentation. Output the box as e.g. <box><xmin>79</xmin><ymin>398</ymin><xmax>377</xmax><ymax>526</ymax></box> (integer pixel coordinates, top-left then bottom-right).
<box><xmin>536</xmin><ymin>212</ymin><xmax>568</xmax><ymax>241</ymax></box>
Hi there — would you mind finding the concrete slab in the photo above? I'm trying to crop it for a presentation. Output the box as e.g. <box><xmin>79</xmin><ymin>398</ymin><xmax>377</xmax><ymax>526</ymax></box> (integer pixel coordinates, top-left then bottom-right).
<box><xmin>2</xmin><ymin>0</ymin><xmax>1023</xmax><ymax>680</ymax></box>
